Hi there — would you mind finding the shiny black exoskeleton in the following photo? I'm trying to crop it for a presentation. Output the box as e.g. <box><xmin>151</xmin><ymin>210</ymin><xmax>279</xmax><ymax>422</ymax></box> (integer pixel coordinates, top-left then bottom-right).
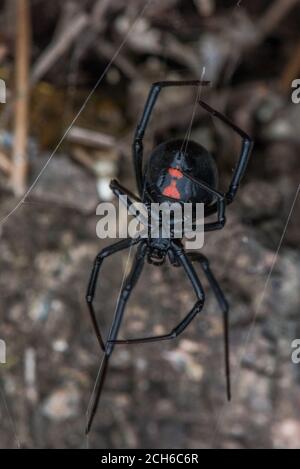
<box><xmin>146</xmin><ymin>138</ymin><xmax>218</xmax><ymax>205</ymax></box>
<box><xmin>85</xmin><ymin>80</ymin><xmax>253</xmax><ymax>434</ymax></box>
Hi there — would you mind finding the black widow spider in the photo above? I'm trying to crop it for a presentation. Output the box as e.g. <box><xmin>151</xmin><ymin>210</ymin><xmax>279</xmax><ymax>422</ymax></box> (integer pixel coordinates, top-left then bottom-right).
<box><xmin>85</xmin><ymin>80</ymin><xmax>253</xmax><ymax>434</ymax></box>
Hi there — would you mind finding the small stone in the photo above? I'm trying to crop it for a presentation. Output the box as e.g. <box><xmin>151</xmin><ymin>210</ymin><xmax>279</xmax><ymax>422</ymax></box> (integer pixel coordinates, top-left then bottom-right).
<box><xmin>179</xmin><ymin>339</ymin><xmax>200</xmax><ymax>353</ymax></box>
<box><xmin>42</xmin><ymin>383</ymin><xmax>80</xmax><ymax>421</ymax></box>
<box><xmin>29</xmin><ymin>295</ymin><xmax>52</xmax><ymax>322</ymax></box>
<box><xmin>52</xmin><ymin>339</ymin><xmax>68</xmax><ymax>353</ymax></box>
<box><xmin>163</xmin><ymin>349</ymin><xmax>203</xmax><ymax>382</ymax></box>
<box><xmin>272</xmin><ymin>419</ymin><xmax>300</xmax><ymax>449</ymax></box>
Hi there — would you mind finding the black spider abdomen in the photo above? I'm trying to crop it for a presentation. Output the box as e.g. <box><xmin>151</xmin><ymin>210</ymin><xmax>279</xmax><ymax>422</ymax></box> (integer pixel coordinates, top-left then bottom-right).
<box><xmin>145</xmin><ymin>139</ymin><xmax>218</xmax><ymax>204</ymax></box>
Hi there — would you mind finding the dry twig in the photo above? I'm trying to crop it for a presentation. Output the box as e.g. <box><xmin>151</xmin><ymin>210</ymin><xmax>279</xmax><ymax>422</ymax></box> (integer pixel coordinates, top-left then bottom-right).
<box><xmin>11</xmin><ymin>0</ymin><xmax>31</xmax><ymax>195</ymax></box>
<box><xmin>67</xmin><ymin>126</ymin><xmax>116</xmax><ymax>149</ymax></box>
<box><xmin>280</xmin><ymin>40</ymin><xmax>300</xmax><ymax>93</ymax></box>
<box><xmin>0</xmin><ymin>150</ymin><xmax>13</xmax><ymax>175</ymax></box>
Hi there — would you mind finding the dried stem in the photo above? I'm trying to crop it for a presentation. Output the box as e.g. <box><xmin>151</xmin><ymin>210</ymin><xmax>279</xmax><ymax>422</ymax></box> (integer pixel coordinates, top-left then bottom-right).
<box><xmin>280</xmin><ymin>39</ymin><xmax>300</xmax><ymax>92</ymax></box>
<box><xmin>31</xmin><ymin>13</ymin><xmax>89</xmax><ymax>86</ymax></box>
<box><xmin>257</xmin><ymin>0</ymin><xmax>300</xmax><ymax>42</ymax></box>
<box><xmin>67</xmin><ymin>126</ymin><xmax>116</xmax><ymax>149</ymax></box>
<box><xmin>0</xmin><ymin>150</ymin><xmax>13</xmax><ymax>175</ymax></box>
<box><xmin>11</xmin><ymin>0</ymin><xmax>31</xmax><ymax>196</ymax></box>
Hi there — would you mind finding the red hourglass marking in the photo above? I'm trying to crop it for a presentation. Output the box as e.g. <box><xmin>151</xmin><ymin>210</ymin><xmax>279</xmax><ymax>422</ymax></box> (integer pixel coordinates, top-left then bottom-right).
<box><xmin>162</xmin><ymin>167</ymin><xmax>183</xmax><ymax>199</ymax></box>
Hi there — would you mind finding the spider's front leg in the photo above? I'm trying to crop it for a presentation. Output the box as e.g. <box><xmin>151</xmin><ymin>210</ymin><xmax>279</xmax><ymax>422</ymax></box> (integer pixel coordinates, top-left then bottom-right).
<box><xmin>133</xmin><ymin>80</ymin><xmax>210</xmax><ymax>195</ymax></box>
<box><xmin>198</xmin><ymin>99</ymin><xmax>253</xmax><ymax>203</ymax></box>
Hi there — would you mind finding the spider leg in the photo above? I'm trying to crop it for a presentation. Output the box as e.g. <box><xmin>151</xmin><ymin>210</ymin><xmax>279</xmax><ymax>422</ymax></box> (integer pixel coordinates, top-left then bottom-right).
<box><xmin>109</xmin><ymin>241</ymin><xmax>205</xmax><ymax>345</ymax></box>
<box><xmin>86</xmin><ymin>238</ymin><xmax>140</xmax><ymax>351</ymax></box>
<box><xmin>188</xmin><ymin>252</ymin><xmax>231</xmax><ymax>401</ymax></box>
<box><xmin>182</xmin><ymin>171</ymin><xmax>226</xmax><ymax>232</ymax></box>
<box><xmin>110</xmin><ymin>179</ymin><xmax>149</xmax><ymax>229</ymax></box>
<box><xmin>85</xmin><ymin>242</ymin><xmax>147</xmax><ymax>434</ymax></box>
<box><xmin>110</xmin><ymin>179</ymin><xmax>141</xmax><ymax>205</ymax></box>
<box><xmin>108</xmin><ymin>300</ymin><xmax>203</xmax><ymax>345</ymax></box>
<box><xmin>198</xmin><ymin>99</ymin><xmax>253</xmax><ymax>203</ymax></box>
<box><xmin>133</xmin><ymin>80</ymin><xmax>210</xmax><ymax>195</ymax></box>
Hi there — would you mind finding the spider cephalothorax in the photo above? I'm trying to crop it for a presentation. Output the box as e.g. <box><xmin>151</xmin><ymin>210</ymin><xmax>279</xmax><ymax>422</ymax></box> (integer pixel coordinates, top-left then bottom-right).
<box><xmin>146</xmin><ymin>239</ymin><xmax>170</xmax><ymax>266</ymax></box>
<box><xmin>85</xmin><ymin>80</ymin><xmax>253</xmax><ymax>434</ymax></box>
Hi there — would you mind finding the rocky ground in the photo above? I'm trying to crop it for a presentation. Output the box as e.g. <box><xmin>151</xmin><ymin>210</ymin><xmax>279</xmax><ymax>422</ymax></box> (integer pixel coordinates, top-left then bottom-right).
<box><xmin>0</xmin><ymin>141</ymin><xmax>299</xmax><ymax>448</ymax></box>
<box><xmin>0</xmin><ymin>0</ymin><xmax>300</xmax><ymax>450</ymax></box>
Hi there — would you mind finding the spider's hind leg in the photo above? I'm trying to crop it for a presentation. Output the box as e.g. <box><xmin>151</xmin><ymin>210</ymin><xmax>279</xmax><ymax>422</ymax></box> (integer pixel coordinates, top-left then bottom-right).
<box><xmin>110</xmin><ymin>242</ymin><xmax>205</xmax><ymax>345</ymax></box>
<box><xmin>86</xmin><ymin>238</ymin><xmax>139</xmax><ymax>351</ymax></box>
<box><xmin>86</xmin><ymin>241</ymin><xmax>147</xmax><ymax>434</ymax></box>
<box><xmin>168</xmin><ymin>248</ymin><xmax>181</xmax><ymax>267</ymax></box>
<box><xmin>188</xmin><ymin>252</ymin><xmax>231</xmax><ymax>401</ymax></box>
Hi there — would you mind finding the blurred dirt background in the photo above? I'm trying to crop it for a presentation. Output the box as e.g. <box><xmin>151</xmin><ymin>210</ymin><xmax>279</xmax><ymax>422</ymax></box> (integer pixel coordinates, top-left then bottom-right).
<box><xmin>0</xmin><ymin>0</ymin><xmax>300</xmax><ymax>449</ymax></box>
